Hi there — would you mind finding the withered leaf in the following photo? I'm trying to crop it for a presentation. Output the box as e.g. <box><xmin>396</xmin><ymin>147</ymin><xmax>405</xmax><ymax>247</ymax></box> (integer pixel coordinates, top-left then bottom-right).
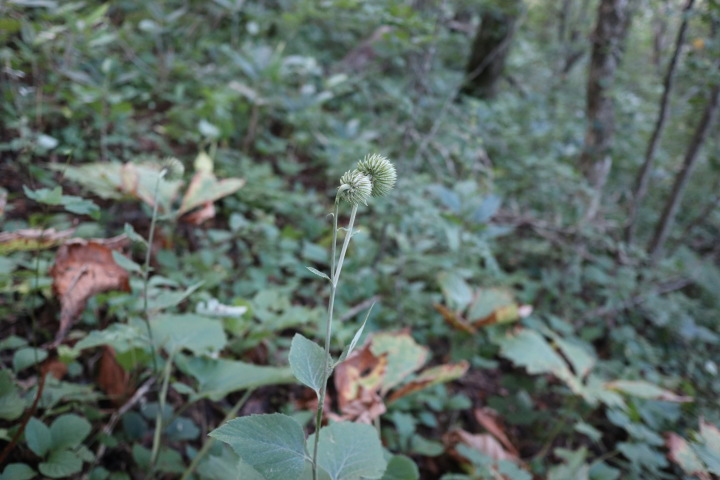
<box><xmin>388</xmin><ymin>361</ymin><xmax>469</xmax><ymax>404</ymax></box>
<box><xmin>0</xmin><ymin>228</ymin><xmax>76</xmax><ymax>255</ymax></box>
<box><xmin>97</xmin><ymin>346</ymin><xmax>133</xmax><ymax>405</ymax></box>
<box><xmin>50</xmin><ymin>242</ymin><xmax>131</xmax><ymax>346</ymax></box>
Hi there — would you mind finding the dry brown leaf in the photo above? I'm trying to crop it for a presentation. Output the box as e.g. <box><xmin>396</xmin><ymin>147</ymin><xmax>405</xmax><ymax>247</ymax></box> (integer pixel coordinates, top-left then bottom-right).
<box><xmin>434</xmin><ymin>303</ymin><xmax>477</xmax><ymax>334</ymax></box>
<box><xmin>446</xmin><ymin>429</ymin><xmax>520</xmax><ymax>463</ymax></box>
<box><xmin>387</xmin><ymin>361</ymin><xmax>469</xmax><ymax>404</ymax></box>
<box><xmin>97</xmin><ymin>346</ymin><xmax>133</xmax><ymax>405</ymax></box>
<box><xmin>49</xmin><ymin>242</ymin><xmax>131</xmax><ymax>346</ymax></box>
<box><xmin>473</xmin><ymin>408</ymin><xmax>518</xmax><ymax>456</ymax></box>
<box><xmin>332</xmin><ymin>344</ymin><xmax>388</xmax><ymax>423</ymax></box>
<box><xmin>41</xmin><ymin>358</ymin><xmax>68</xmax><ymax>380</ymax></box>
<box><xmin>180</xmin><ymin>201</ymin><xmax>215</xmax><ymax>225</ymax></box>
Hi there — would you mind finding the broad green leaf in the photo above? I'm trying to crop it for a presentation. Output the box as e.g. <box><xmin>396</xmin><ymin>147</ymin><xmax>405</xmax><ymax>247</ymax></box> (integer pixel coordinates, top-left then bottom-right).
<box><xmin>209</xmin><ymin>413</ymin><xmax>306</xmax><ymax>480</ymax></box>
<box><xmin>699</xmin><ymin>420</ymin><xmax>720</xmax><ymax>456</ymax></box>
<box><xmin>381</xmin><ymin>455</ymin><xmax>419</xmax><ymax>480</ymax></box>
<box><xmin>289</xmin><ymin>334</ymin><xmax>331</xmax><ymax>396</ymax></box>
<box><xmin>50</xmin><ymin>414</ymin><xmax>91</xmax><ymax>450</ymax></box>
<box><xmin>39</xmin><ymin>449</ymin><xmax>83</xmax><ymax>478</ymax></box>
<box><xmin>25</xmin><ymin>417</ymin><xmax>51</xmax><ymax>457</ymax></box>
<box><xmin>0</xmin><ymin>371</ymin><xmax>25</xmax><ymax>421</ymax></box>
<box><xmin>24</xmin><ymin>185</ymin><xmax>62</xmax><ymax>205</ymax></box>
<box><xmin>0</xmin><ymin>463</ymin><xmax>36</xmax><ymax>480</ymax></box>
<box><xmin>370</xmin><ymin>332</ymin><xmax>428</xmax><ymax>394</ymax></box>
<box><xmin>306</xmin><ymin>266</ymin><xmax>331</xmax><ymax>281</ymax></box>
<box><xmin>112</xmin><ymin>250</ymin><xmax>142</xmax><ymax>274</ymax></box>
<box><xmin>309</xmin><ymin>422</ymin><xmax>387</xmax><ymax>480</ymax></box>
<box><xmin>196</xmin><ymin>447</ymin><xmax>245</xmax><ymax>480</ymax></box>
<box><xmin>177</xmin><ymin>355</ymin><xmax>294</xmax><ymax>402</ymax></box>
<box><xmin>605</xmin><ymin>380</ymin><xmax>691</xmax><ymax>403</ymax></box>
<box><xmin>437</xmin><ymin>272</ymin><xmax>473</xmax><ymax>311</ymax></box>
<box><xmin>13</xmin><ymin>347</ymin><xmax>48</xmax><ymax>372</ymax></box>
<box><xmin>548</xmin><ymin>448</ymin><xmax>589</xmax><ymax>480</ymax></box>
<box><xmin>499</xmin><ymin>330</ymin><xmax>571</xmax><ymax>379</ymax></box>
<box><xmin>151</xmin><ymin>314</ymin><xmax>227</xmax><ymax>355</ymax></box>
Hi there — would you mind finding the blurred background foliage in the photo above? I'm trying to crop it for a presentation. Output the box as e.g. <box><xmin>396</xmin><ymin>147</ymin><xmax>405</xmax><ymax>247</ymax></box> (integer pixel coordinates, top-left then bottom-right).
<box><xmin>1</xmin><ymin>0</ymin><xmax>720</xmax><ymax>478</ymax></box>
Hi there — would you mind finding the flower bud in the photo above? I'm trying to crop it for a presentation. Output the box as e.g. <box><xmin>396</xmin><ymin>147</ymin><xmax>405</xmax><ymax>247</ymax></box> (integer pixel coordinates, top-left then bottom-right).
<box><xmin>356</xmin><ymin>153</ymin><xmax>396</xmax><ymax>197</ymax></box>
<box><xmin>338</xmin><ymin>170</ymin><xmax>372</xmax><ymax>206</ymax></box>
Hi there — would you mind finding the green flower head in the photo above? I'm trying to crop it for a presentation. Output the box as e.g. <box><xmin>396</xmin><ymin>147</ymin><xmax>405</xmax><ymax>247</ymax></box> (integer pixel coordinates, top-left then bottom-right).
<box><xmin>357</xmin><ymin>153</ymin><xmax>396</xmax><ymax>197</ymax></box>
<box><xmin>338</xmin><ymin>170</ymin><xmax>372</xmax><ymax>206</ymax></box>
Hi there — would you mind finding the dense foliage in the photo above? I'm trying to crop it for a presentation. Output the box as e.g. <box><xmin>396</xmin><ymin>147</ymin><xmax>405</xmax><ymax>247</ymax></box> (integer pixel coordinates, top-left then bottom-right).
<box><xmin>1</xmin><ymin>0</ymin><xmax>719</xmax><ymax>479</ymax></box>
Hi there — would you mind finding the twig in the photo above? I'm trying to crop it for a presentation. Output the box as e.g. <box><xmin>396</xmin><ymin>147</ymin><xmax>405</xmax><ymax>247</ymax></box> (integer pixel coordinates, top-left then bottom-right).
<box><xmin>81</xmin><ymin>376</ymin><xmax>156</xmax><ymax>480</ymax></box>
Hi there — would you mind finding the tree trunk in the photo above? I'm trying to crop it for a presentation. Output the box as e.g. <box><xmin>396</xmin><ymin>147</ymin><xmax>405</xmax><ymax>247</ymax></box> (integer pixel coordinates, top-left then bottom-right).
<box><xmin>625</xmin><ymin>0</ymin><xmax>695</xmax><ymax>244</ymax></box>
<box><xmin>648</xmin><ymin>83</ymin><xmax>720</xmax><ymax>262</ymax></box>
<box><xmin>580</xmin><ymin>0</ymin><xmax>634</xmax><ymax>191</ymax></box>
<box><xmin>460</xmin><ymin>1</ymin><xmax>523</xmax><ymax>99</ymax></box>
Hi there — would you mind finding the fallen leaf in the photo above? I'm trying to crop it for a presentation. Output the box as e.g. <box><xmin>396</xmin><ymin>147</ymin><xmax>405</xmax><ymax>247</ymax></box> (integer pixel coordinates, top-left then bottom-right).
<box><xmin>0</xmin><ymin>228</ymin><xmax>76</xmax><ymax>254</ymax></box>
<box><xmin>97</xmin><ymin>346</ymin><xmax>133</xmax><ymax>405</ymax></box>
<box><xmin>49</xmin><ymin>242</ymin><xmax>131</xmax><ymax>346</ymax></box>
<box><xmin>388</xmin><ymin>361</ymin><xmax>469</xmax><ymax>404</ymax></box>
<box><xmin>446</xmin><ymin>429</ymin><xmax>520</xmax><ymax>463</ymax></box>
<box><xmin>177</xmin><ymin>171</ymin><xmax>245</xmax><ymax>216</ymax></box>
<box><xmin>332</xmin><ymin>344</ymin><xmax>388</xmax><ymax>424</ymax></box>
<box><xmin>180</xmin><ymin>201</ymin><xmax>215</xmax><ymax>225</ymax></box>
<box><xmin>434</xmin><ymin>303</ymin><xmax>477</xmax><ymax>334</ymax></box>
<box><xmin>332</xmin><ymin>331</ymin><xmax>468</xmax><ymax>423</ymax></box>
<box><xmin>666</xmin><ymin>433</ymin><xmax>709</xmax><ymax>479</ymax></box>
<box><xmin>473</xmin><ymin>408</ymin><xmax>518</xmax><ymax>456</ymax></box>
<box><xmin>41</xmin><ymin>358</ymin><xmax>68</xmax><ymax>380</ymax></box>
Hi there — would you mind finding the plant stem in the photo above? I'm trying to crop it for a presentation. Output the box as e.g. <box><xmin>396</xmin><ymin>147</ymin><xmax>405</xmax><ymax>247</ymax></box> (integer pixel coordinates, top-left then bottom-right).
<box><xmin>312</xmin><ymin>203</ymin><xmax>358</xmax><ymax>480</ymax></box>
<box><xmin>147</xmin><ymin>351</ymin><xmax>174</xmax><ymax>480</ymax></box>
<box><xmin>143</xmin><ymin>172</ymin><xmax>163</xmax><ymax>373</ymax></box>
<box><xmin>180</xmin><ymin>389</ymin><xmax>255</xmax><ymax>480</ymax></box>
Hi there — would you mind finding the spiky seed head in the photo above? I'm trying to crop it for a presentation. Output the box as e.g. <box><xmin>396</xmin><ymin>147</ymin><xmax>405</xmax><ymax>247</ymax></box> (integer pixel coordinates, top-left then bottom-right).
<box><xmin>161</xmin><ymin>157</ymin><xmax>185</xmax><ymax>181</ymax></box>
<box><xmin>338</xmin><ymin>170</ymin><xmax>372</xmax><ymax>206</ymax></box>
<box><xmin>356</xmin><ymin>153</ymin><xmax>396</xmax><ymax>197</ymax></box>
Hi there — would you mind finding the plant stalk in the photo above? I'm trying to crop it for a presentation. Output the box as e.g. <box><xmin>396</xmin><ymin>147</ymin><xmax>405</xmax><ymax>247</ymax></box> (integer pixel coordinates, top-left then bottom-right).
<box><xmin>143</xmin><ymin>172</ymin><xmax>164</xmax><ymax>373</ymax></box>
<box><xmin>312</xmin><ymin>203</ymin><xmax>358</xmax><ymax>480</ymax></box>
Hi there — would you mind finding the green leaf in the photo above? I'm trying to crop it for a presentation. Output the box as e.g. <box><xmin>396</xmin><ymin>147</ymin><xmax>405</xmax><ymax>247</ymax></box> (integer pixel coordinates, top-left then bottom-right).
<box><xmin>178</xmin><ymin>356</ymin><xmax>294</xmax><ymax>402</ymax></box>
<box><xmin>370</xmin><ymin>332</ymin><xmax>428</xmax><ymax>394</ymax></box>
<box><xmin>151</xmin><ymin>314</ymin><xmax>227</xmax><ymax>355</ymax></box>
<box><xmin>209</xmin><ymin>413</ymin><xmax>307</xmax><ymax>480</ymax></box>
<box><xmin>289</xmin><ymin>334</ymin><xmax>331</xmax><ymax>396</ymax></box>
<box><xmin>0</xmin><ymin>370</ymin><xmax>25</xmax><ymax>421</ymax></box>
<box><xmin>337</xmin><ymin>304</ymin><xmax>374</xmax><ymax>365</ymax></box>
<box><xmin>13</xmin><ymin>347</ymin><xmax>48</xmax><ymax>372</ymax></box>
<box><xmin>605</xmin><ymin>380</ymin><xmax>691</xmax><ymax>402</ymax></box>
<box><xmin>306</xmin><ymin>266</ymin><xmax>331</xmax><ymax>281</ymax></box>
<box><xmin>0</xmin><ymin>463</ymin><xmax>36</xmax><ymax>480</ymax></box>
<box><xmin>437</xmin><ymin>272</ymin><xmax>473</xmax><ymax>311</ymax></box>
<box><xmin>39</xmin><ymin>450</ymin><xmax>83</xmax><ymax>478</ymax></box>
<box><xmin>50</xmin><ymin>414</ymin><xmax>92</xmax><ymax>450</ymax></box>
<box><xmin>111</xmin><ymin>251</ymin><xmax>142</xmax><ymax>274</ymax></box>
<box><xmin>381</xmin><ymin>455</ymin><xmax>419</xmax><ymax>480</ymax></box>
<box><xmin>309</xmin><ymin>422</ymin><xmax>387</xmax><ymax>480</ymax></box>
<box><xmin>25</xmin><ymin>417</ymin><xmax>51</xmax><ymax>457</ymax></box>
<box><xmin>24</xmin><ymin>185</ymin><xmax>62</xmax><ymax>205</ymax></box>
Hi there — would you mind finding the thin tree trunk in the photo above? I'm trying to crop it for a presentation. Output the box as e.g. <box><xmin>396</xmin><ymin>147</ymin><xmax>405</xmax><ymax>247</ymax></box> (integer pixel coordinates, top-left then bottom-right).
<box><xmin>460</xmin><ymin>1</ymin><xmax>523</xmax><ymax>99</ymax></box>
<box><xmin>652</xmin><ymin>0</ymin><xmax>671</xmax><ymax>70</ymax></box>
<box><xmin>626</xmin><ymin>0</ymin><xmax>695</xmax><ymax>244</ymax></box>
<box><xmin>648</xmin><ymin>83</ymin><xmax>720</xmax><ymax>262</ymax></box>
<box><xmin>580</xmin><ymin>0</ymin><xmax>634</xmax><ymax>192</ymax></box>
